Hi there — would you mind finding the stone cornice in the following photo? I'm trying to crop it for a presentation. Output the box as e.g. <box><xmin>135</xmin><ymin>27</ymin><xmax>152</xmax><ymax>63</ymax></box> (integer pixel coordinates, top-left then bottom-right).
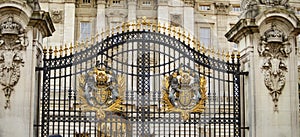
<box><xmin>28</xmin><ymin>11</ymin><xmax>55</xmax><ymax>38</ymax></box>
<box><xmin>225</xmin><ymin>18</ymin><xmax>259</xmax><ymax>43</ymax></box>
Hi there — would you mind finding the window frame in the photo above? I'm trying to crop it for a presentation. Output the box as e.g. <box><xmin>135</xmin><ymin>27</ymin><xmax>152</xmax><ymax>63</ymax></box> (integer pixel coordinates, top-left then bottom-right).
<box><xmin>79</xmin><ymin>22</ymin><xmax>92</xmax><ymax>42</ymax></box>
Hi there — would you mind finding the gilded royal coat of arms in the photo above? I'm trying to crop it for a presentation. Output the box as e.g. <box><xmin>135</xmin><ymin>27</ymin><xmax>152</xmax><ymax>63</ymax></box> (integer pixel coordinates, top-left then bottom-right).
<box><xmin>78</xmin><ymin>66</ymin><xmax>125</xmax><ymax>120</ymax></box>
<box><xmin>162</xmin><ymin>68</ymin><xmax>207</xmax><ymax>120</ymax></box>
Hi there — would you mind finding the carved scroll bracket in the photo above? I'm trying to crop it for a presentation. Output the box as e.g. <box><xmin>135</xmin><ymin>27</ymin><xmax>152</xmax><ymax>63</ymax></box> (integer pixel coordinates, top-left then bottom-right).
<box><xmin>0</xmin><ymin>16</ymin><xmax>28</xmax><ymax>109</ymax></box>
<box><xmin>258</xmin><ymin>23</ymin><xmax>291</xmax><ymax>112</ymax></box>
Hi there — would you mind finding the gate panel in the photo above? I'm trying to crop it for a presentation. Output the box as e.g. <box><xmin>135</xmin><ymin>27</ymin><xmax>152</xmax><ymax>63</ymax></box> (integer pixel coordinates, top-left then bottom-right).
<box><xmin>38</xmin><ymin>21</ymin><xmax>243</xmax><ymax>137</ymax></box>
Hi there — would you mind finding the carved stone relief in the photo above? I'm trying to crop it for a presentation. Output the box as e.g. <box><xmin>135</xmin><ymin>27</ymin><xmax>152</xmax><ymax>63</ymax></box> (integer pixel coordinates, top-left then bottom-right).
<box><xmin>0</xmin><ymin>16</ymin><xmax>27</xmax><ymax>109</ymax></box>
<box><xmin>51</xmin><ymin>10</ymin><xmax>63</xmax><ymax>24</ymax></box>
<box><xmin>170</xmin><ymin>14</ymin><xmax>182</xmax><ymax>27</ymax></box>
<box><xmin>258</xmin><ymin>24</ymin><xmax>291</xmax><ymax>111</ymax></box>
<box><xmin>259</xmin><ymin>0</ymin><xmax>289</xmax><ymax>6</ymax></box>
<box><xmin>214</xmin><ymin>2</ymin><xmax>230</xmax><ymax>14</ymax></box>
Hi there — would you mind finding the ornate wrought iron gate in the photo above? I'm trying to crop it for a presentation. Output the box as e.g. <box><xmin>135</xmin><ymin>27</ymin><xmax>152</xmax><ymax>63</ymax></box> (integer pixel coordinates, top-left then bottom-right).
<box><xmin>37</xmin><ymin>20</ymin><xmax>245</xmax><ymax>137</ymax></box>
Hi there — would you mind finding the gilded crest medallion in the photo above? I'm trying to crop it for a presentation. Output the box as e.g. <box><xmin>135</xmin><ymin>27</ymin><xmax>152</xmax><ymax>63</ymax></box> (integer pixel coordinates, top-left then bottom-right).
<box><xmin>162</xmin><ymin>68</ymin><xmax>207</xmax><ymax>120</ymax></box>
<box><xmin>78</xmin><ymin>66</ymin><xmax>125</xmax><ymax>120</ymax></box>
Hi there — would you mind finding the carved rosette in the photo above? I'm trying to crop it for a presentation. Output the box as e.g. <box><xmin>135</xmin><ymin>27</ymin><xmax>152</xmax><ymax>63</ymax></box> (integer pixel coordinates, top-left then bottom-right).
<box><xmin>258</xmin><ymin>24</ymin><xmax>291</xmax><ymax>111</ymax></box>
<box><xmin>0</xmin><ymin>16</ymin><xmax>27</xmax><ymax>109</ymax></box>
<box><xmin>51</xmin><ymin>10</ymin><xmax>63</xmax><ymax>24</ymax></box>
<box><xmin>259</xmin><ymin>0</ymin><xmax>289</xmax><ymax>6</ymax></box>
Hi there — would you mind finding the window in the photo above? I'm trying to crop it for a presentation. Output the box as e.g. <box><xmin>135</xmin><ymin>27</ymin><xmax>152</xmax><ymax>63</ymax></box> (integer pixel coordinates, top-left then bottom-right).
<box><xmin>232</xmin><ymin>6</ymin><xmax>241</xmax><ymax>12</ymax></box>
<box><xmin>112</xmin><ymin>0</ymin><xmax>121</xmax><ymax>4</ymax></box>
<box><xmin>199</xmin><ymin>27</ymin><xmax>211</xmax><ymax>47</ymax></box>
<box><xmin>142</xmin><ymin>1</ymin><xmax>151</xmax><ymax>6</ymax></box>
<box><xmin>199</xmin><ymin>5</ymin><xmax>210</xmax><ymax>11</ymax></box>
<box><xmin>82</xmin><ymin>0</ymin><xmax>90</xmax><ymax>4</ymax></box>
<box><xmin>80</xmin><ymin>22</ymin><xmax>91</xmax><ymax>41</ymax></box>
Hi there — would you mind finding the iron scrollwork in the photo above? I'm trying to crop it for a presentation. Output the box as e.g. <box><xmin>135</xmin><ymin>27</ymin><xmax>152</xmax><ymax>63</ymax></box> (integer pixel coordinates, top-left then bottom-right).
<box><xmin>78</xmin><ymin>65</ymin><xmax>125</xmax><ymax>119</ymax></box>
<box><xmin>0</xmin><ymin>16</ymin><xmax>27</xmax><ymax>109</ymax></box>
<box><xmin>258</xmin><ymin>23</ymin><xmax>291</xmax><ymax>111</ymax></box>
<box><xmin>162</xmin><ymin>67</ymin><xmax>207</xmax><ymax>120</ymax></box>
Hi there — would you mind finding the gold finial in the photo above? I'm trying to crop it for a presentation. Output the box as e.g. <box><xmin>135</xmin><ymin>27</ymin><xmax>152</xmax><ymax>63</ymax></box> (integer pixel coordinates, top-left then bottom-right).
<box><xmin>177</xmin><ymin>27</ymin><xmax>181</xmax><ymax>40</ymax></box>
<box><xmin>116</xmin><ymin>25</ymin><xmax>120</xmax><ymax>33</ymax></box>
<box><xmin>64</xmin><ymin>44</ymin><xmax>68</xmax><ymax>56</ymax></box>
<box><xmin>132</xmin><ymin>21</ymin><xmax>137</xmax><ymax>31</ymax></box>
<box><xmin>59</xmin><ymin>45</ymin><xmax>63</xmax><ymax>56</ymax></box>
<box><xmin>137</xmin><ymin>20</ymin><xmax>141</xmax><ymax>30</ymax></box>
<box><xmin>237</xmin><ymin>51</ymin><xmax>241</xmax><ymax>59</ymax></box>
<box><xmin>121</xmin><ymin>22</ymin><xmax>125</xmax><ymax>32</ymax></box>
<box><xmin>171</xmin><ymin>26</ymin><xmax>176</xmax><ymax>37</ymax></box>
<box><xmin>111</xmin><ymin>27</ymin><xmax>115</xmax><ymax>35</ymax></box>
<box><xmin>54</xmin><ymin>46</ymin><xmax>58</xmax><ymax>57</ymax></box>
<box><xmin>49</xmin><ymin>46</ymin><xmax>53</xmax><ymax>58</ymax></box>
<box><xmin>202</xmin><ymin>45</ymin><xmax>206</xmax><ymax>54</ymax></box>
<box><xmin>161</xmin><ymin>23</ymin><xmax>166</xmax><ymax>34</ymax></box>
<box><xmin>221</xmin><ymin>50</ymin><xmax>225</xmax><ymax>60</ymax></box>
<box><xmin>75</xmin><ymin>41</ymin><xmax>79</xmax><ymax>52</ymax></box>
<box><xmin>226</xmin><ymin>52</ymin><xmax>230</xmax><ymax>61</ymax></box>
<box><xmin>101</xmin><ymin>29</ymin><xmax>104</xmax><ymax>39</ymax></box>
<box><xmin>69</xmin><ymin>43</ymin><xmax>73</xmax><ymax>54</ymax></box>
<box><xmin>125</xmin><ymin>22</ymin><xmax>130</xmax><ymax>32</ymax></box>
<box><xmin>43</xmin><ymin>46</ymin><xmax>48</xmax><ymax>55</ymax></box>
<box><xmin>91</xmin><ymin>36</ymin><xmax>95</xmax><ymax>44</ymax></box>
<box><xmin>157</xmin><ymin>21</ymin><xmax>161</xmax><ymax>32</ymax></box>
<box><xmin>231</xmin><ymin>52</ymin><xmax>235</xmax><ymax>59</ymax></box>
<box><xmin>187</xmin><ymin>33</ymin><xmax>191</xmax><ymax>45</ymax></box>
<box><xmin>152</xmin><ymin>20</ymin><xmax>157</xmax><ymax>32</ymax></box>
<box><xmin>142</xmin><ymin>16</ymin><xmax>147</xmax><ymax>25</ymax></box>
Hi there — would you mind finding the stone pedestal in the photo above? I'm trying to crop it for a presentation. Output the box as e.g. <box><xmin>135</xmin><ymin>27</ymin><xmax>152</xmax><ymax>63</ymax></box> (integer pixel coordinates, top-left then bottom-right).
<box><xmin>0</xmin><ymin>2</ymin><xmax>54</xmax><ymax>137</ymax></box>
<box><xmin>226</xmin><ymin>1</ymin><xmax>300</xmax><ymax>137</ymax></box>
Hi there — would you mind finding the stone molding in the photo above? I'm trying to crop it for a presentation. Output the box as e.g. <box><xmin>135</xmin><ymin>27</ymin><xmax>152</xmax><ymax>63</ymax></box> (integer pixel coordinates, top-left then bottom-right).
<box><xmin>0</xmin><ymin>16</ymin><xmax>27</xmax><ymax>109</ymax></box>
<box><xmin>258</xmin><ymin>23</ymin><xmax>291</xmax><ymax>111</ymax></box>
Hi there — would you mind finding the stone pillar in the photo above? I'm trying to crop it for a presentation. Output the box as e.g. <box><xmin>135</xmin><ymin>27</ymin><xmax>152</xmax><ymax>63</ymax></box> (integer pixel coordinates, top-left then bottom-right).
<box><xmin>0</xmin><ymin>2</ymin><xmax>54</xmax><ymax>137</ymax></box>
<box><xmin>183</xmin><ymin>5</ymin><xmax>194</xmax><ymax>35</ymax></box>
<box><xmin>157</xmin><ymin>0</ymin><xmax>169</xmax><ymax>24</ymax></box>
<box><xmin>226</xmin><ymin>1</ymin><xmax>300</xmax><ymax>137</ymax></box>
<box><xmin>97</xmin><ymin>0</ymin><xmax>106</xmax><ymax>34</ymax></box>
<box><xmin>63</xmin><ymin>1</ymin><xmax>75</xmax><ymax>44</ymax></box>
<box><xmin>127</xmin><ymin>0</ymin><xmax>137</xmax><ymax>22</ymax></box>
<box><xmin>214</xmin><ymin>2</ymin><xmax>230</xmax><ymax>49</ymax></box>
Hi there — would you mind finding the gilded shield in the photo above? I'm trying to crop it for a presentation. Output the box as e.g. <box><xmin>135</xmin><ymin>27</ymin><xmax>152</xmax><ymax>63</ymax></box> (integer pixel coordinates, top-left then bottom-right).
<box><xmin>178</xmin><ymin>87</ymin><xmax>193</xmax><ymax>107</ymax></box>
<box><xmin>96</xmin><ymin>86</ymin><xmax>110</xmax><ymax>104</ymax></box>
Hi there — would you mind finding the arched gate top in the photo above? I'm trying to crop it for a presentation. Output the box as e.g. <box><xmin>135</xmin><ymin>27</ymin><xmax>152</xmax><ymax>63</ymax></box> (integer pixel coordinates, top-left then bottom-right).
<box><xmin>42</xmin><ymin>18</ymin><xmax>240</xmax><ymax>73</ymax></box>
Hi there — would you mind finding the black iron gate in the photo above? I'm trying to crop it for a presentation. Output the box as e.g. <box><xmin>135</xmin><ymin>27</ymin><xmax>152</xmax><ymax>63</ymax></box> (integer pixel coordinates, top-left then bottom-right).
<box><xmin>37</xmin><ymin>19</ymin><xmax>245</xmax><ymax>137</ymax></box>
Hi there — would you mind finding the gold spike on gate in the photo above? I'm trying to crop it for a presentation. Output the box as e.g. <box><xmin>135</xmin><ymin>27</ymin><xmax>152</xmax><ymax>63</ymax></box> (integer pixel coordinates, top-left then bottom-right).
<box><xmin>54</xmin><ymin>46</ymin><xmax>58</xmax><ymax>57</ymax></box>
<box><xmin>69</xmin><ymin>43</ymin><xmax>73</xmax><ymax>54</ymax></box>
<box><xmin>226</xmin><ymin>52</ymin><xmax>230</xmax><ymax>61</ymax></box>
<box><xmin>59</xmin><ymin>45</ymin><xmax>63</xmax><ymax>56</ymax></box>
<box><xmin>49</xmin><ymin>46</ymin><xmax>53</xmax><ymax>58</ymax></box>
<box><xmin>64</xmin><ymin>44</ymin><xmax>68</xmax><ymax>56</ymax></box>
<box><xmin>43</xmin><ymin>46</ymin><xmax>48</xmax><ymax>56</ymax></box>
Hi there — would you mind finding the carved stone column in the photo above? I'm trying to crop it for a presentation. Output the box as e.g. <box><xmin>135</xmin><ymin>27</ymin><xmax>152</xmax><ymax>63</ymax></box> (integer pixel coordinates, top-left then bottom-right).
<box><xmin>0</xmin><ymin>16</ymin><xmax>27</xmax><ymax>109</ymax></box>
<box><xmin>226</xmin><ymin>1</ymin><xmax>300</xmax><ymax>136</ymax></box>
<box><xmin>0</xmin><ymin>2</ymin><xmax>54</xmax><ymax>137</ymax></box>
<box><xmin>258</xmin><ymin>24</ymin><xmax>291</xmax><ymax>111</ymax></box>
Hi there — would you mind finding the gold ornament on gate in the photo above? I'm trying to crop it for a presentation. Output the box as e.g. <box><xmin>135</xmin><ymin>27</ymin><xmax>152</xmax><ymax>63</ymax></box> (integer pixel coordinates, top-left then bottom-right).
<box><xmin>78</xmin><ymin>65</ymin><xmax>125</xmax><ymax>120</ymax></box>
<box><xmin>162</xmin><ymin>67</ymin><xmax>207</xmax><ymax>121</ymax></box>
